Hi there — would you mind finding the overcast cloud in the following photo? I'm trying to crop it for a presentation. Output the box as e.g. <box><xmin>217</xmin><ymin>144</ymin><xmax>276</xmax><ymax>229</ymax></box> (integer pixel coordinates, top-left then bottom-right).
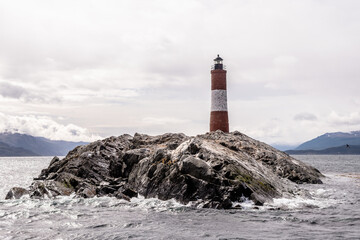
<box><xmin>0</xmin><ymin>0</ymin><xmax>360</xmax><ymax>145</ymax></box>
<box><xmin>0</xmin><ymin>112</ymin><xmax>100</xmax><ymax>141</ymax></box>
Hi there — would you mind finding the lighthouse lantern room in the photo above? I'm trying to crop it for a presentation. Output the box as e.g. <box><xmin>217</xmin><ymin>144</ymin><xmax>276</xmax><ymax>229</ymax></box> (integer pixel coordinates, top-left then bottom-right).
<box><xmin>213</xmin><ymin>54</ymin><xmax>223</xmax><ymax>69</ymax></box>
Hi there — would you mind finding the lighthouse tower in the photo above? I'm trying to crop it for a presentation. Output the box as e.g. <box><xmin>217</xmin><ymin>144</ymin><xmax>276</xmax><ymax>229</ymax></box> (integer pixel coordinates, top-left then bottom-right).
<box><xmin>210</xmin><ymin>55</ymin><xmax>229</xmax><ymax>133</ymax></box>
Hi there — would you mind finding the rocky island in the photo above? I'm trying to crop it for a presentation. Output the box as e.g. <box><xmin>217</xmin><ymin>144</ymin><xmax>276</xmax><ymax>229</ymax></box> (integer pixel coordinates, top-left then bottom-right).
<box><xmin>6</xmin><ymin>131</ymin><xmax>323</xmax><ymax>209</ymax></box>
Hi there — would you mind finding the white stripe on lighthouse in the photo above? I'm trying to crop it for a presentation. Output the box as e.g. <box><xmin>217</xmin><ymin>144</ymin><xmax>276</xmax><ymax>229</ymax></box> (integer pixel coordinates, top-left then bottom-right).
<box><xmin>211</xmin><ymin>90</ymin><xmax>228</xmax><ymax>111</ymax></box>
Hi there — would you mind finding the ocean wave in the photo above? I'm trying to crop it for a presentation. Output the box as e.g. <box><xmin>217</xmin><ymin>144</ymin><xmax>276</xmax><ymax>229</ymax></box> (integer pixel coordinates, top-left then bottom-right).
<box><xmin>1</xmin><ymin>172</ymin><xmax>357</xmax><ymax>217</ymax></box>
<box><xmin>263</xmin><ymin>174</ymin><xmax>355</xmax><ymax>210</ymax></box>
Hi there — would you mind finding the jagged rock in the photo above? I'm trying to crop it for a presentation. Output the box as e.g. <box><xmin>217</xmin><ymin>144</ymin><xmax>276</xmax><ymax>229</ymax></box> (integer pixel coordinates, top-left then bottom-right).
<box><xmin>5</xmin><ymin>131</ymin><xmax>323</xmax><ymax>209</ymax></box>
<box><xmin>5</xmin><ymin>187</ymin><xmax>29</xmax><ymax>199</ymax></box>
<box><xmin>79</xmin><ymin>186</ymin><xmax>96</xmax><ymax>198</ymax></box>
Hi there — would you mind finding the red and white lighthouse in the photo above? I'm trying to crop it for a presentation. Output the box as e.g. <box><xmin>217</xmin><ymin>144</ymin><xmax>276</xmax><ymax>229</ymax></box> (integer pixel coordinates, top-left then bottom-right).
<box><xmin>210</xmin><ymin>55</ymin><xmax>229</xmax><ymax>133</ymax></box>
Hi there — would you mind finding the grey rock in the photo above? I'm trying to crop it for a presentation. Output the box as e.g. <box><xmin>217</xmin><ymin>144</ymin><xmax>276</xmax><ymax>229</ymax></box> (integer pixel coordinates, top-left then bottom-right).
<box><xmin>79</xmin><ymin>186</ymin><xmax>96</xmax><ymax>198</ymax></box>
<box><xmin>5</xmin><ymin>187</ymin><xmax>29</xmax><ymax>199</ymax></box>
<box><xmin>5</xmin><ymin>131</ymin><xmax>323</xmax><ymax>209</ymax></box>
<box><xmin>179</xmin><ymin>156</ymin><xmax>215</xmax><ymax>182</ymax></box>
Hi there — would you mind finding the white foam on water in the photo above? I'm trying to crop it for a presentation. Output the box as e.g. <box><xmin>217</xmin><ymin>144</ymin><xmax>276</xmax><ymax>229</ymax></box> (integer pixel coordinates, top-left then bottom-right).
<box><xmin>267</xmin><ymin>195</ymin><xmax>333</xmax><ymax>210</ymax></box>
<box><xmin>265</xmin><ymin>184</ymin><xmax>344</xmax><ymax>210</ymax></box>
<box><xmin>0</xmin><ymin>174</ymin><xmax>350</xmax><ymax>218</ymax></box>
<box><xmin>0</xmin><ymin>194</ymin><xmax>190</xmax><ymax>226</ymax></box>
<box><xmin>1</xmin><ymin>187</ymin><xmax>341</xmax><ymax>218</ymax></box>
<box><xmin>129</xmin><ymin>195</ymin><xmax>188</xmax><ymax>212</ymax></box>
<box><xmin>1</xmin><ymin>156</ymin><xmax>357</xmax><ymax>225</ymax></box>
<box><xmin>232</xmin><ymin>199</ymin><xmax>255</xmax><ymax>210</ymax></box>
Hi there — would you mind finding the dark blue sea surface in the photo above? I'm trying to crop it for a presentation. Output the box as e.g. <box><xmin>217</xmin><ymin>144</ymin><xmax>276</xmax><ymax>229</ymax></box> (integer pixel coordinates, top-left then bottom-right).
<box><xmin>0</xmin><ymin>155</ymin><xmax>359</xmax><ymax>239</ymax></box>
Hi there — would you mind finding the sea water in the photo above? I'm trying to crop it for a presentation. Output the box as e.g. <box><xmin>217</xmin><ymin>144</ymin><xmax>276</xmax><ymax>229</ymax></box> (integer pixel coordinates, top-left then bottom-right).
<box><xmin>0</xmin><ymin>155</ymin><xmax>359</xmax><ymax>240</ymax></box>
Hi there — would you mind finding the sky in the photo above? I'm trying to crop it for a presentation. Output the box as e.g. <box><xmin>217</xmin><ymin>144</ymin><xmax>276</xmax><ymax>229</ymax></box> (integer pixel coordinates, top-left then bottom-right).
<box><xmin>0</xmin><ymin>0</ymin><xmax>360</xmax><ymax>146</ymax></box>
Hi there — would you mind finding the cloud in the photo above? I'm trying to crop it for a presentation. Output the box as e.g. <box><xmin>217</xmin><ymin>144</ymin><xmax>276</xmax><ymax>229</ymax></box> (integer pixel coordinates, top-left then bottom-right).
<box><xmin>328</xmin><ymin>111</ymin><xmax>360</xmax><ymax>126</ymax></box>
<box><xmin>294</xmin><ymin>113</ymin><xmax>317</xmax><ymax>121</ymax></box>
<box><xmin>142</xmin><ymin>117</ymin><xmax>190</xmax><ymax>125</ymax></box>
<box><xmin>0</xmin><ymin>0</ymin><xmax>359</xmax><ymax>145</ymax></box>
<box><xmin>0</xmin><ymin>82</ymin><xmax>27</xmax><ymax>99</ymax></box>
<box><xmin>0</xmin><ymin>112</ymin><xmax>101</xmax><ymax>141</ymax></box>
<box><xmin>0</xmin><ymin>81</ymin><xmax>62</xmax><ymax>103</ymax></box>
<box><xmin>273</xmin><ymin>56</ymin><xmax>298</xmax><ymax>67</ymax></box>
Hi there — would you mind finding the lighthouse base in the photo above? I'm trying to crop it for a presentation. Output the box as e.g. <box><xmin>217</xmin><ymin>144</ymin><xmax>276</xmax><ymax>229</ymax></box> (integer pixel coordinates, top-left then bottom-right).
<box><xmin>210</xmin><ymin>111</ymin><xmax>229</xmax><ymax>133</ymax></box>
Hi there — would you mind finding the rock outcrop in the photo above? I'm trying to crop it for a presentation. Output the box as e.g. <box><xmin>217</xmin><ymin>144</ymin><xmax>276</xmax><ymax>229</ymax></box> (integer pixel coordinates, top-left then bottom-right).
<box><xmin>6</xmin><ymin>131</ymin><xmax>323</xmax><ymax>209</ymax></box>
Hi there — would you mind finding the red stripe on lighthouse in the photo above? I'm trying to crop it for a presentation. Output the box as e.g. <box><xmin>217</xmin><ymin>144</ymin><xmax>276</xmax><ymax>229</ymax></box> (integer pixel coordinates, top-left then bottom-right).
<box><xmin>210</xmin><ymin>111</ymin><xmax>229</xmax><ymax>132</ymax></box>
<box><xmin>211</xmin><ymin>70</ymin><xmax>227</xmax><ymax>90</ymax></box>
<box><xmin>210</xmin><ymin>55</ymin><xmax>229</xmax><ymax>133</ymax></box>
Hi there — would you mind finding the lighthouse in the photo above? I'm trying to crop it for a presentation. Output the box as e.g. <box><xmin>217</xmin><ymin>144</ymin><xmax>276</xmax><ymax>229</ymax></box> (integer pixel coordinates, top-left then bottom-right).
<box><xmin>210</xmin><ymin>54</ymin><xmax>229</xmax><ymax>133</ymax></box>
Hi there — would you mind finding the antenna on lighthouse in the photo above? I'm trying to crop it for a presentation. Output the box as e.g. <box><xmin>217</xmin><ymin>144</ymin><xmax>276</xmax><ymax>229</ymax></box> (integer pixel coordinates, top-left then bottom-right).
<box><xmin>210</xmin><ymin>55</ymin><xmax>229</xmax><ymax>133</ymax></box>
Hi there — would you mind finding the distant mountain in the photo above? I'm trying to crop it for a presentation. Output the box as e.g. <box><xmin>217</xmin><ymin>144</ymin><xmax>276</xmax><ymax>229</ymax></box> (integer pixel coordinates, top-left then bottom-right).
<box><xmin>0</xmin><ymin>133</ymin><xmax>89</xmax><ymax>156</ymax></box>
<box><xmin>0</xmin><ymin>142</ymin><xmax>39</xmax><ymax>156</ymax></box>
<box><xmin>295</xmin><ymin>131</ymin><xmax>360</xmax><ymax>151</ymax></box>
<box><xmin>287</xmin><ymin>144</ymin><xmax>360</xmax><ymax>155</ymax></box>
<box><xmin>270</xmin><ymin>144</ymin><xmax>298</xmax><ymax>151</ymax></box>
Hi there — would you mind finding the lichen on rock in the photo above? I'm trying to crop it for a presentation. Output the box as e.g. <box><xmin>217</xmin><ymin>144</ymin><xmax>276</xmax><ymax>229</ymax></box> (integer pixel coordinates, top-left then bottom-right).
<box><xmin>6</xmin><ymin>131</ymin><xmax>323</xmax><ymax>209</ymax></box>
